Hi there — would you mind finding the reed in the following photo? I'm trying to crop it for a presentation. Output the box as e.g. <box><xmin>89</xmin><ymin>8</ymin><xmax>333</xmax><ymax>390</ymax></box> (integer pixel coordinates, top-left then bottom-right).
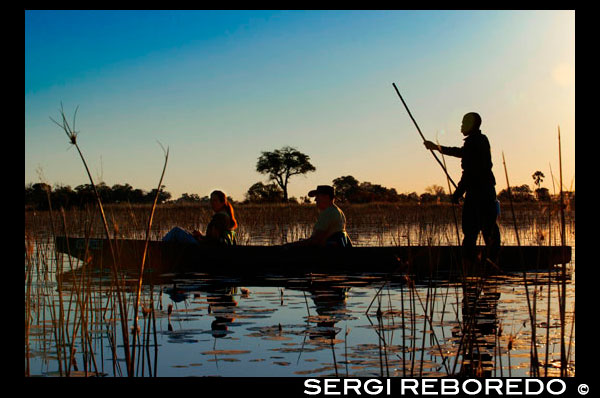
<box><xmin>129</xmin><ymin>143</ymin><xmax>168</xmax><ymax>377</ymax></box>
<box><xmin>501</xmin><ymin>151</ymin><xmax>540</xmax><ymax>376</ymax></box>
<box><xmin>51</xmin><ymin>105</ymin><xmax>134</xmax><ymax>375</ymax></box>
<box><xmin>557</xmin><ymin>125</ymin><xmax>568</xmax><ymax>377</ymax></box>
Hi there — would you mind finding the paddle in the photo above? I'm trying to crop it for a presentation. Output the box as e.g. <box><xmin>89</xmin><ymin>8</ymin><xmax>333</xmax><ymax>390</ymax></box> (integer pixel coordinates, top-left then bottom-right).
<box><xmin>392</xmin><ymin>83</ymin><xmax>458</xmax><ymax>190</ymax></box>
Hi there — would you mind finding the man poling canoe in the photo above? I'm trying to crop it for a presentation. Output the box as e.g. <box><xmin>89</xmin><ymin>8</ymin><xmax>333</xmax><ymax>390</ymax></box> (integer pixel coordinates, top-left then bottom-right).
<box><xmin>392</xmin><ymin>83</ymin><xmax>500</xmax><ymax>266</ymax></box>
<box><xmin>423</xmin><ymin>112</ymin><xmax>501</xmax><ymax>266</ymax></box>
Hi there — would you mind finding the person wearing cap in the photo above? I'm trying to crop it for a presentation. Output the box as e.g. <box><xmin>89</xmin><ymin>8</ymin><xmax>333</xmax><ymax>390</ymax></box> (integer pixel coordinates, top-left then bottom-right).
<box><xmin>288</xmin><ymin>185</ymin><xmax>352</xmax><ymax>247</ymax></box>
<box><xmin>423</xmin><ymin>112</ymin><xmax>500</xmax><ymax>265</ymax></box>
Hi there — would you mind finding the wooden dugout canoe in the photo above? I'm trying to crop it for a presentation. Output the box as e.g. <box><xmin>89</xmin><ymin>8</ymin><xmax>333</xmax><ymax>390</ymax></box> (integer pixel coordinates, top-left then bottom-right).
<box><xmin>54</xmin><ymin>236</ymin><xmax>572</xmax><ymax>278</ymax></box>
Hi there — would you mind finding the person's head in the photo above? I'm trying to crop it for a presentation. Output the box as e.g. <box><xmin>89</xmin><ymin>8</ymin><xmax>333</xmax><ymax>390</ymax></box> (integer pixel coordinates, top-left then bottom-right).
<box><xmin>210</xmin><ymin>190</ymin><xmax>238</xmax><ymax>229</ymax></box>
<box><xmin>461</xmin><ymin>112</ymin><xmax>482</xmax><ymax>136</ymax></box>
<box><xmin>308</xmin><ymin>185</ymin><xmax>335</xmax><ymax>210</ymax></box>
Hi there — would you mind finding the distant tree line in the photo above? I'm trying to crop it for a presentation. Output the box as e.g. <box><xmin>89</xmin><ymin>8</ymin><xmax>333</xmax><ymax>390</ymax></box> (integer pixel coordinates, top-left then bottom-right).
<box><xmin>25</xmin><ymin>182</ymin><xmax>172</xmax><ymax>210</ymax></box>
<box><xmin>25</xmin><ymin>161</ymin><xmax>571</xmax><ymax>210</ymax></box>
<box><xmin>242</xmin><ymin>176</ymin><xmax>569</xmax><ymax>205</ymax></box>
<box><xmin>25</xmin><ymin>180</ymin><xmax>572</xmax><ymax>210</ymax></box>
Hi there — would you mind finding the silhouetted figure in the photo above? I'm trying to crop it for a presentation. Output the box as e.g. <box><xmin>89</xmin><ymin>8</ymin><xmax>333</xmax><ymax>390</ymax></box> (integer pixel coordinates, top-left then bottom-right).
<box><xmin>162</xmin><ymin>190</ymin><xmax>238</xmax><ymax>246</ymax></box>
<box><xmin>424</xmin><ymin>113</ymin><xmax>500</xmax><ymax>267</ymax></box>
<box><xmin>286</xmin><ymin>185</ymin><xmax>352</xmax><ymax>248</ymax></box>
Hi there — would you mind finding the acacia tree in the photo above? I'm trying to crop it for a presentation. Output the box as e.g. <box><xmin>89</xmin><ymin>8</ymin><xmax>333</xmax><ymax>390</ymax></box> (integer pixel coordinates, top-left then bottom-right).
<box><xmin>256</xmin><ymin>146</ymin><xmax>316</xmax><ymax>202</ymax></box>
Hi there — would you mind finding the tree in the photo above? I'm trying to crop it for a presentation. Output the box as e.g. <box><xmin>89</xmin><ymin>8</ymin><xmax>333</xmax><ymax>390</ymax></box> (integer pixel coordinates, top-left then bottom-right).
<box><xmin>175</xmin><ymin>193</ymin><xmax>203</xmax><ymax>203</ymax></box>
<box><xmin>425</xmin><ymin>184</ymin><xmax>448</xmax><ymax>202</ymax></box>
<box><xmin>497</xmin><ymin>184</ymin><xmax>535</xmax><ymax>202</ymax></box>
<box><xmin>358</xmin><ymin>182</ymin><xmax>399</xmax><ymax>202</ymax></box>
<box><xmin>25</xmin><ymin>183</ymin><xmax>52</xmax><ymax>210</ymax></box>
<box><xmin>398</xmin><ymin>192</ymin><xmax>420</xmax><ymax>202</ymax></box>
<box><xmin>74</xmin><ymin>184</ymin><xmax>97</xmax><ymax>207</ymax></box>
<box><xmin>256</xmin><ymin>146</ymin><xmax>316</xmax><ymax>202</ymax></box>
<box><xmin>535</xmin><ymin>187</ymin><xmax>551</xmax><ymax>202</ymax></box>
<box><xmin>245</xmin><ymin>182</ymin><xmax>284</xmax><ymax>203</ymax></box>
<box><xmin>332</xmin><ymin>175</ymin><xmax>360</xmax><ymax>202</ymax></box>
<box><xmin>146</xmin><ymin>185</ymin><xmax>171</xmax><ymax>204</ymax></box>
<box><xmin>331</xmin><ymin>176</ymin><xmax>401</xmax><ymax>203</ymax></box>
<box><xmin>52</xmin><ymin>184</ymin><xmax>76</xmax><ymax>209</ymax></box>
<box><xmin>532</xmin><ymin>171</ymin><xmax>545</xmax><ymax>189</ymax></box>
<box><xmin>419</xmin><ymin>192</ymin><xmax>436</xmax><ymax>203</ymax></box>
<box><xmin>532</xmin><ymin>171</ymin><xmax>546</xmax><ymax>201</ymax></box>
<box><xmin>111</xmin><ymin>183</ymin><xmax>134</xmax><ymax>203</ymax></box>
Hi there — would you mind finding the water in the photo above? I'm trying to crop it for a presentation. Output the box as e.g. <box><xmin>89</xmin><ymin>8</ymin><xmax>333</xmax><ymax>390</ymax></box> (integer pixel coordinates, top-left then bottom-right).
<box><xmin>25</xmin><ymin>210</ymin><xmax>575</xmax><ymax>377</ymax></box>
<box><xmin>25</xmin><ymin>260</ymin><xmax>574</xmax><ymax>377</ymax></box>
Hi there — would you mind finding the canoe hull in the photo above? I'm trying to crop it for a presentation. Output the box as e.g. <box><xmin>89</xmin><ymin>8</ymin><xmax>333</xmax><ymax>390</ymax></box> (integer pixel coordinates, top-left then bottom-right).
<box><xmin>54</xmin><ymin>236</ymin><xmax>572</xmax><ymax>277</ymax></box>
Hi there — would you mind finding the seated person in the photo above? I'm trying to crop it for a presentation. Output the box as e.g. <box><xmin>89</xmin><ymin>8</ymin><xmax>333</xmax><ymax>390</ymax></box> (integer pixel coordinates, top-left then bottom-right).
<box><xmin>163</xmin><ymin>190</ymin><xmax>238</xmax><ymax>245</ymax></box>
<box><xmin>288</xmin><ymin>185</ymin><xmax>352</xmax><ymax>248</ymax></box>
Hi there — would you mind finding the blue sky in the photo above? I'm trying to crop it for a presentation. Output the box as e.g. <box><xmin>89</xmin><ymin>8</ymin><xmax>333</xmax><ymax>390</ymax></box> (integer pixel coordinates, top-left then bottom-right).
<box><xmin>25</xmin><ymin>10</ymin><xmax>575</xmax><ymax>201</ymax></box>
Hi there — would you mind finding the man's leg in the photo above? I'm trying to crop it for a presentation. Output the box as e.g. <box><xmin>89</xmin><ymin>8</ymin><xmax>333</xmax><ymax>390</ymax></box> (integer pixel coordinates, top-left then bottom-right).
<box><xmin>461</xmin><ymin>198</ymin><xmax>480</xmax><ymax>268</ymax></box>
<box><xmin>482</xmin><ymin>199</ymin><xmax>501</xmax><ymax>264</ymax></box>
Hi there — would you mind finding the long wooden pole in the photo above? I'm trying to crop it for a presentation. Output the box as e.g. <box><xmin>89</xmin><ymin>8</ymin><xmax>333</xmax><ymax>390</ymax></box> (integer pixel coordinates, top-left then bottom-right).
<box><xmin>392</xmin><ymin>83</ymin><xmax>458</xmax><ymax>189</ymax></box>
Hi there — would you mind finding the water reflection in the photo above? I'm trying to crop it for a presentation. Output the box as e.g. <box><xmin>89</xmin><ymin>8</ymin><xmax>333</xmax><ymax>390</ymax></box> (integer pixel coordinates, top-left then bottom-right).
<box><xmin>32</xmin><ymin>263</ymin><xmax>574</xmax><ymax>377</ymax></box>
<box><xmin>455</xmin><ymin>281</ymin><xmax>500</xmax><ymax>377</ymax></box>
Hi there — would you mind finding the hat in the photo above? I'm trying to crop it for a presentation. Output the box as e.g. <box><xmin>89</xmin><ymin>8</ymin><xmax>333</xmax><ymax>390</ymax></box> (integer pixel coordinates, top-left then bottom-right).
<box><xmin>308</xmin><ymin>185</ymin><xmax>335</xmax><ymax>198</ymax></box>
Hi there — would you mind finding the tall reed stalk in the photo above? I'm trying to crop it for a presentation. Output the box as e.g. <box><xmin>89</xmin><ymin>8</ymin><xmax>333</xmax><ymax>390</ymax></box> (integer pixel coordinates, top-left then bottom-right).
<box><xmin>129</xmin><ymin>144</ymin><xmax>168</xmax><ymax>377</ymax></box>
<box><xmin>51</xmin><ymin>104</ymin><xmax>132</xmax><ymax>374</ymax></box>
<box><xmin>557</xmin><ymin>126</ymin><xmax>568</xmax><ymax>376</ymax></box>
<box><xmin>502</xmin><ymin>151</ymin><xmax>539</xmax><ymax>376</ymax></box>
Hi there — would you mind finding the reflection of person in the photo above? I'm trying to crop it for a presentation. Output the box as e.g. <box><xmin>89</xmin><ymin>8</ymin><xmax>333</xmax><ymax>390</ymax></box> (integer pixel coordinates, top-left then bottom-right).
<box><xmin>307</xmin><ymin>284</ymin><xmax>349</xmax><ymax>340</ymax></box>
<box><xmin>207</xmin><ymin>287</ymin><xmax>238</xmax><ymax>338</ymax></box>
<box><xmin>287</xmin><ymin>185</ymin><xmax>352</xmax><ymax>247</ymax></box>
<box><xmin>163</xmin><ymin>190</ymin><xmax>238</xmax><ymax>245</ymax></box>
<box><xmin>423</xmin><ymin>113</ymin><xmax>500</xmax><ymax>264</ymax></box>
<box><xmin>456</xmin><ymin>283</ymin><xmax>500</xmax><ymax>377</ymax></box>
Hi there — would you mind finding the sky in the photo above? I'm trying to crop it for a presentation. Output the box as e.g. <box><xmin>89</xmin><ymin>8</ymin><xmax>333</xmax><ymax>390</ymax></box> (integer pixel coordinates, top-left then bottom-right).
<box><xmin>25</xmin><ymin>10</ymin><xmax>575</xmax><ymax>202</ymax></box>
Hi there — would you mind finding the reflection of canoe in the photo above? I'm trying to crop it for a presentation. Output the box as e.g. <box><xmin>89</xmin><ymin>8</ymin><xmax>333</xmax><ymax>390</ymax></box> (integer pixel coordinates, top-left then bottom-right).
<box><xmin>55</xmin><ymin>236</ymin><xmax>571</xmax><ymax>277</ymax></box>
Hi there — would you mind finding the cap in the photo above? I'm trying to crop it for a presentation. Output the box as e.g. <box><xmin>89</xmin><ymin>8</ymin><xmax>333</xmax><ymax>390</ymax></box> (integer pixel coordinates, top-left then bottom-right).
<box><xmin>308</xmin><ymin>185</ymin><xmax>335</xmax><ymax>198</ymax></box>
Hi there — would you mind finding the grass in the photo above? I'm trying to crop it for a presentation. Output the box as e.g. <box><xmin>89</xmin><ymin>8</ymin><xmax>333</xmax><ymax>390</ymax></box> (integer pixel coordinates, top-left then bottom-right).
<box><xmin>25</xmin><ymin>201</ymin><xmax>573</xmax><ymax>247</ymax></box>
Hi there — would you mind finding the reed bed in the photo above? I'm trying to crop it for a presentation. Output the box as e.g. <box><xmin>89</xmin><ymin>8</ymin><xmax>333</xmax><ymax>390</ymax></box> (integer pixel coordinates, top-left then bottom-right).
<box><xmin>25</xmin><ymin>201</ymin><xmax>574</xmax><ymax>247</ymax></box>
<box><xmin>24</xmin><ymin>201</ymin><xmax>575</xmax><ymax>377</ymax></box>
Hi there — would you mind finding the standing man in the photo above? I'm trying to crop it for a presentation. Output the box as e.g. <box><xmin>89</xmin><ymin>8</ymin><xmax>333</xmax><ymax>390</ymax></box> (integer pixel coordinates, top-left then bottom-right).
<box><xmin>423</xmin><ymin>112</ymin><xmax>500</xmax><ymax>265</ymax></box>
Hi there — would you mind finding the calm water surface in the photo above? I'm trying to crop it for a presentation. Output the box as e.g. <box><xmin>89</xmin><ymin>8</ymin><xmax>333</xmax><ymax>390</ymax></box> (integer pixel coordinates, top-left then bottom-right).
<box><xmin>25</xmin><ymin>223</ymin><xmax>575</xmax><ymax>377</ymax></box>
<box><xmin>29</xmin><ymin>262</ymin><xmax>574</xmax><ymax>377</ymax></box>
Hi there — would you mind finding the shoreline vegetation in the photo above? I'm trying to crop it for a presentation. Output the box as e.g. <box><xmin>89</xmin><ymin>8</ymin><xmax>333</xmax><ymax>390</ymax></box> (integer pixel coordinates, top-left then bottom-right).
<box><xmin>25</xmin><ymin>201</ymin><xmax>574</xmax><ymax>247</ymax></box>
<box><xmin>25</xmin><ymin>181</ymin><xmax>573</xmax><ymax>211</ymax></box>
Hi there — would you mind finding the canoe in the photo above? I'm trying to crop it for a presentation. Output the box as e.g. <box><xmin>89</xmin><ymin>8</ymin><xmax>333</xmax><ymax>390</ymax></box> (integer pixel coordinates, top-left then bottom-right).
<box><xmin>54</xmin><ymin>236</ymin><xmax>571</xmax><ymax>278</ymax></box>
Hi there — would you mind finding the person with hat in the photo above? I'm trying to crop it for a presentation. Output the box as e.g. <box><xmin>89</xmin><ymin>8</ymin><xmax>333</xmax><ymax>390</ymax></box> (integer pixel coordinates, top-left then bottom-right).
<box><xmin>423</xmin><ymin>112</ymin><xmax>501</xmax><ymax>265</ymax></box>
<box><xmin>287</xmin><ymin>185</ymin><xmax>352</xmax><ymax>247</ymax></box>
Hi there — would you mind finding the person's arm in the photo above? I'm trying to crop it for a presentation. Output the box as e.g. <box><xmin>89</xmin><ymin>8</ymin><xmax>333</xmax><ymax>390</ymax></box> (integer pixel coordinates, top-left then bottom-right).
<box><xmin>423</xmin><ymin>140</ymin><xmax>463</xmax><ymax>158</ymax></box>
<box><xmin>306</xmin><ymin>229</ymin><xmax>329</xmax><ymax>246</ymax></box>
<box><xmin>286</xmin><ymin>229</ymin><xmax>328</xmax><ymax>247</ymax></box>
